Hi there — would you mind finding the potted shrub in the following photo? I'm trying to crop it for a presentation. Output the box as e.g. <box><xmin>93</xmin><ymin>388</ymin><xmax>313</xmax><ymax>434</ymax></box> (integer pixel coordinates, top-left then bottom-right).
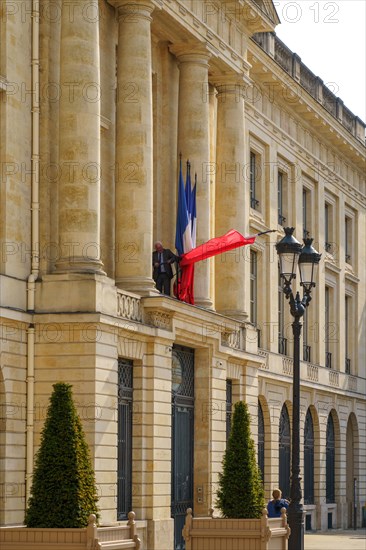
<box><xmin>25</xmin><ymin>382</ymin><xmax>99</xmax><ymax>528</ymax></box>
<box><xmin>0</xmin><ymin>383</ymin><xmax>142</xmax><ymax>550</ymax></box>
<box><xmin>182</xmin><ymin>401</ymin><xmax>290</xmax><ymax>550</ymax></box>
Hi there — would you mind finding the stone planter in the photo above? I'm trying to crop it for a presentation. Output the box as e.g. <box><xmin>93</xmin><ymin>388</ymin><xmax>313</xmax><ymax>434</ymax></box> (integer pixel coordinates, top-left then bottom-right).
<box><xmin>0</xmin><ymin>513</ymin><xmax>142</xmax><ymax>550</ymax></box>
<box><xmin>182</xmin><ymin>508</ymin><xmax>290</xmax><ymax>550</ymax></box>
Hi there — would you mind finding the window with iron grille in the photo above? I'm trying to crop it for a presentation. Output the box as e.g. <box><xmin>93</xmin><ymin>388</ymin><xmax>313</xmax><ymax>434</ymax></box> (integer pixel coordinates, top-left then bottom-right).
<box><xmin>303</xmin><ymin>309</ymin><xmax>311</xmax><ymax>362</ymax></box>
<box><xmin>171</xmin><ymin>345</ymin><xmax>194</xmax><ymax>550</ymax></box>
<box><xmin>304</xmin><ymin>409</ymin><xmax>314</xmax><ymax>504</ymax></box>
<box><xmin>258</xmin><ymin>401</ymin><xmax>265</xmax><ymax>485</ymax></box>
<box><xmin>250</xmin><ymin>152</ymin><xmax>259</xmax><ymax>210</ymax></box>
<box><xmin>324</xmin><ymin>203</ymin><xmax>332</xmax><ymax>253</ymax></box>
<box><xmin>325</xmin><ymin>286</ymin><xmax>332</xmax><ymax>368</ymax></box>
<box><xmin>345</xmin><ymin>216</ymin><xmax>352</xmax><ymax>263</ymax></box>
<box><xmin>117</xmin><ymin>358</ymin><xmax>133</xmax><ymax>520</ymax></box>
<box><xmin>303</xmin><ymin>188</ymin><xmax>310</xmax><ymax>239</ymax></box>
<box><xmin>278</xmin><ymin>171</ymin><xmax>286</xmax><ymax>225</ymax></box>
<box><xmin>226</xmin><ymin>380</ymin><xmax>232</xmax><ymax>441</ymax></box>
<box><xmin>278</xmin><ymin>267</ymin><xmax>286</xmax><ymax>355</ymax></box>
<box><xmin>345</xmin><ymin>296</ymin><xmax>351</xmax><ymax>374</ymax></box>
<box><xmin>326</xmin><ymin>414</ymin><xmax>335</xmax><ymax>503</ymax></box>
<box><xmin>250</xmin><ymin>250</ymin><xmax>257</xmax><ymax>325</ymax></box>
<box><xmin>279</xmin><ymin>405</ymin><xmax>291</xmax><ymax>500</ymax></box>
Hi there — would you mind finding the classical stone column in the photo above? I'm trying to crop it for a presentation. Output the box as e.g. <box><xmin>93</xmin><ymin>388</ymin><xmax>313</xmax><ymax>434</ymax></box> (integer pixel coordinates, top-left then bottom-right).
<box><xmin>215</xmin><ymin>76</ymin><xmax>249</xmax><ymax>319</ymax></box>
<box><xmin>170</xmin><ymin>44</ymin><xmax>212</xmax><ymax>308</ymax></box>
<box><xmin>56</xmin><ymin>0</ymin><xmax>104</xmax><ymax>274</ymax></box>
<box><xmin>112</xmin><ymin>0</ymin><xmax>156</xmax><ymax>294</ymax></box>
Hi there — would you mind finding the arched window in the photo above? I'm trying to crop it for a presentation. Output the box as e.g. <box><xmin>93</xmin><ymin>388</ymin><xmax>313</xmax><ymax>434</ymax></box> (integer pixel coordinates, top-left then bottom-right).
<box><xmin>279</xmin><ymin>404</ymin><xmax>291</xmax><ymax>500</ymax></box>
<box><xmin>326</xmin><ymin>414</ymin><xmax>335</xmax><ymax>503</ymax></box>
<box><xmin>258</xmin><ymin>400</ymin><xmax>265</xmax><ymax>484</ymax></box>
<box><xmin>304</xmin><ymin>409</ymin><xmax>314</xmax><ymax>504</ymax></box>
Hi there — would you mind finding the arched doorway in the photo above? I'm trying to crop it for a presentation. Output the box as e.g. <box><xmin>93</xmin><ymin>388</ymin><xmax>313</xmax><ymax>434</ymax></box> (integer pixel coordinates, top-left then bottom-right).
<box><xmin>279</xmin><ymin>404</ymin><xmax>291</xmax><ymax>500</ymax></box>
<box><xmin>326</xmin><ymin>413</ymin><xmax>335</xmax><ymax>504</ymax></box>
<box><xmin>346</xmin><ymin>414</ymin><xmax>359</xmax><ymax>528</ymax></box>
<box><xmin>304</xmin><ymin>408</ymin><xmax>314</xmax><ymax>505</ymax></box>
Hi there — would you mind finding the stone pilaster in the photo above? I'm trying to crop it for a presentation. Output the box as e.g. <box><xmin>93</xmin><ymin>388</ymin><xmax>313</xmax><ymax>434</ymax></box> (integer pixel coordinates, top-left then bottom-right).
<box><xmin>113</xmin><ymin>0</ymin><xmax>156</xmax><ymax>295</ymax></box>
<box><xmin>56</xmin><ymin>0</ymin><xmax>104</xmax><ymax>274</ymax></box>
<box><xmin>170</xmin><ymin>44</ymin><xmax>212</xmax><ymax>308</ymax></box>
<box><xmin>133</xmin><ymin>340</ymin><xmax>174</xmax><ymax>549</ymax></box>
<box><xmin>214</xmin><ymin>76</ymin><xmax>249</xmax><ymax>320</ymax></box>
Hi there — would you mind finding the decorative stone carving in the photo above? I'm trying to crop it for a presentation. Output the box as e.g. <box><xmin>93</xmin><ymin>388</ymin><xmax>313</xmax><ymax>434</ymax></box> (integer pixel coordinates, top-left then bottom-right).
<box><xmin>145</xmin><ymin>311</ymin><xmax>172</xmax><ymax>330</ymax></box>
<box><xmin>221</xmin><ymin>329</ymin><xmax>241</xmax><ymax>350</ymax></box>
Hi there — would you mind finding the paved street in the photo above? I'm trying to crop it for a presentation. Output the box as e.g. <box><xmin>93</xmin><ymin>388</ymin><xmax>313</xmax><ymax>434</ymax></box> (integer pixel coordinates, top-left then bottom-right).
<box><xmin>305</xmin><ymin>529</ymin><xmax>366</xmax><ymax>550</ymax></box>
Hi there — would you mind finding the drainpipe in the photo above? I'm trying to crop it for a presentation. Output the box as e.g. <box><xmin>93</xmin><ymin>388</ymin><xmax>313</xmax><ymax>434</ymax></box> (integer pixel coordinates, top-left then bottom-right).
<box><xmin>26</xmin><ymin>0</ymin><xmax>40</xmax><ymax>505</ymax></box>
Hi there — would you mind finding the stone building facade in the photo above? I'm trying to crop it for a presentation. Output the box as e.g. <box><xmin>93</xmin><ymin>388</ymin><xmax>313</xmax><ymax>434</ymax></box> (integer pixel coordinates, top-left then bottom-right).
<box><xmin>0</xmin><ymin>1</ymin><xmax>365</xmax><ymax>549</ymax></box>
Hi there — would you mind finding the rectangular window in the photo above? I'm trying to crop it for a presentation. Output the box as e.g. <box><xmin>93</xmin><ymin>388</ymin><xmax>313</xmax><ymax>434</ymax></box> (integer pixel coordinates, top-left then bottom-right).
<box><xmin>303</xmin><ymin>188</ymin><xmax>310</xmax><ymax>239</ymax></box>
<box><xmin>250</xmin><ymin>250</ymin><xmax>257</xmax><ymax>325</ymax></box>
<box><xmin>345</xmin><ymin>216</ymin><xmax>352</xmax><ymax>263</ymax></box>
<box><xmin>325</xmin><ymin>287</ymin><xmax>332</xmax><ymax>369</ymax></box>
<box><xmin>278</xmin><ymin>172</ymin><xmax>286</xmax><ymax>225</ymax></box>
<box><xmin>345</xmin><ymin>296</ymin><xmax>351</xmax><ymax>374</ymax></box>
<box><xmin>303</xmin><ymin>310</ymin><xmax>311</xmax><ymax>362</ymax></box>
<box><xmin>117</xmin><ymin>358</ymin><xmax>133</xmax><ymax>520</ymax></box>
<box><xmin>278</xmin><ymin>267</ymin><xmax>287</xmax><ymax>355</ymax></box>
<box><xmin>325</xmin><ymin>203</ymin><xmax>331</xmax><ymax>252</ymax></box>
<box><xmin>250</xmin><ymin>152</ymin><xmax>259</xmax><ymax>210</ymax></box>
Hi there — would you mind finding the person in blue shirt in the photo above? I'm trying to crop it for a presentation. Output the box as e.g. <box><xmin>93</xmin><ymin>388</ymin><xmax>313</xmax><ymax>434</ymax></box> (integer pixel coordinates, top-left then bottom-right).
<box><xmin>267</xmin><ymin>488</ymin><xmax>289</xmax><ymax>518</ymax></box>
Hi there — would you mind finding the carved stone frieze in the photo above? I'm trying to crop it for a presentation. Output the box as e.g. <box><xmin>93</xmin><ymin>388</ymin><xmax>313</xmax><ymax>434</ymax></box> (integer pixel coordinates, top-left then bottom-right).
<box><xmin>145</xmin><ymin>310</ymin><xmax>172</xmax><ymax>330</ymax></box>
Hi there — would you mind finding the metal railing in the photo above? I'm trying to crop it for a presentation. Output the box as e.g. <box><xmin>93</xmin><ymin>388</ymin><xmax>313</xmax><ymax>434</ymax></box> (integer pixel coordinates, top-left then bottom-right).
<box><xmin>278</xmin><ymin>336</ymin><xmax>287</xmax><ymax>355</ymax></box>
<box><xmin>303</xmin><ymin>345</ymin><xmax>311</xmax><ymax>363</ymax></box>
<box><xmin>345</xmin><ymin>358</ymin><xmax>351</xmax><ymax>374</ymax></box>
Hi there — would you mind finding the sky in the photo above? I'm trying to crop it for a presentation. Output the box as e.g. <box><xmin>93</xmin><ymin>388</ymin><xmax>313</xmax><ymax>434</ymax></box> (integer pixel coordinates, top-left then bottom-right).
<box><xmin>273</xmin><ymin>0</ymin><xmax>366</xmax><ymax>122</ymax></box>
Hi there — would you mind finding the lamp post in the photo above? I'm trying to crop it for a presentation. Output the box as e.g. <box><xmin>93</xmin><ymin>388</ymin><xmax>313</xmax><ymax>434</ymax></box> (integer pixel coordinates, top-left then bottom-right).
<box><xmin>275</xmin><ymin>227</ymin><xmax>321</xmax><ymax>550</ymax></box>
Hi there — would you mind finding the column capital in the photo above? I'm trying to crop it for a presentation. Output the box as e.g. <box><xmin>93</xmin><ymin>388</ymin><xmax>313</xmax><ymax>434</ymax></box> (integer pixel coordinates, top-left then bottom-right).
<box><xmin>169</xmin><ymin>42</ymin><xmax>212</xmax><ymax>66</ymax></box>
<box><xmin>108</xmin><ymin>0</ymin><xmax>155</xmax><ymax>20</ymax></box>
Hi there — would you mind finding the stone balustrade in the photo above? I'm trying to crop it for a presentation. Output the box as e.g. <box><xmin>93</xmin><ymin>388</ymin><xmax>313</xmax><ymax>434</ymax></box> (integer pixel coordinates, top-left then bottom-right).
<box><xmin>252</xmin><ymin>32</ymin><xmax>366</xmax><ymax>142</ymax></box>
<box><xmin>116</xmin><ymin>289</ymin><xmax>142</xmax><ymax>322</ymax></box>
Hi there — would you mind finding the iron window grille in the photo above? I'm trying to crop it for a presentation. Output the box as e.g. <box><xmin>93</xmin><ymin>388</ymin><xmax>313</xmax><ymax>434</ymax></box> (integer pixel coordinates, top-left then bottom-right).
<box><xmin>117</xmin><ymin>358</ymin><xmax>133</xmax><ymax>521</ymax></box>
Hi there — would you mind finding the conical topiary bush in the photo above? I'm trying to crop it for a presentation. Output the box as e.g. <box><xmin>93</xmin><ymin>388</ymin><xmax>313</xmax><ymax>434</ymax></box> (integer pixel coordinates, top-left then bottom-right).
<box><xmin>216</xmin><ymin>400</ymin><xmax>265</xmax><ymax>519</ymax></box>
<box><xmin>25</xmin><ymin>383</ymin><xmax>99</xmax><ymax>528</ymax></box>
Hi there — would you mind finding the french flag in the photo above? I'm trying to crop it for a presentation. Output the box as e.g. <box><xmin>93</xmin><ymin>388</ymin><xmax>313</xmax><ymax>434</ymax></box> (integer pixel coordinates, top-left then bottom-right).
<box><xmin>175</xmin><ymin>158</ymin><xmax>193</xmax><ymax>256</ymax></box>
<box><xmin>175</xmin><ymin>158</ymin><xmax>195</xmax><ymax>304</ymax></box>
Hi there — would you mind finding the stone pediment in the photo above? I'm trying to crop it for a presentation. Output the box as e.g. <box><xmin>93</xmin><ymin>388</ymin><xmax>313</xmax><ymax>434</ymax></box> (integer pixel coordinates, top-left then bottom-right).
<box><xmin>251</xmin><ymin>0</ymin><xmax>280</xmax><ymax>25</ymax></box>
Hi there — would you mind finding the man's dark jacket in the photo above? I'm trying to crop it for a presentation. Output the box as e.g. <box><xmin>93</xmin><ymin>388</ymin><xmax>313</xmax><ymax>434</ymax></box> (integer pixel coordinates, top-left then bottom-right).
<box><xmin>152</xmin><ymin>249</ymin><xmax>178</xmax><ymax>282</ymax></box>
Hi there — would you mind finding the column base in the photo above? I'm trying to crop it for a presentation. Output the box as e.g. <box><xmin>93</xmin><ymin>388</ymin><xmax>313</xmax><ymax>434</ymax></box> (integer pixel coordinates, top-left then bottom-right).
<box><xmin>55</xmin><ymin>256</ymin><xmax>106</xmax><ymax>276</ymax></box>
<box><xmin>216</xmin><ymin>309</ymin><xmax>249</xmax><ymax>322</ymax></box>
<box><xmin>116</xmin><ymin>276</ymin><xmax>159</xmax><ymax>296</ymax></box>
<box><xmin>195</xmin><ymin>297</ymin><xmax>214</xmax><ymax>309</ymax></box>
<box><xmin>35</xmin><ymin>272</ymin><xmax>116</xmax><ymax>314</ymax></box>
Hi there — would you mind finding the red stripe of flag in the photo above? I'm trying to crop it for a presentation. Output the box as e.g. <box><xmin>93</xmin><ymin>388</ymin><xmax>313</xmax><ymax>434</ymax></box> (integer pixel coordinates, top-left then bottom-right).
<box><xmin>180</xmin><ymin>229</ymin><xmax>256</xmax><ymax>267</ymax></box>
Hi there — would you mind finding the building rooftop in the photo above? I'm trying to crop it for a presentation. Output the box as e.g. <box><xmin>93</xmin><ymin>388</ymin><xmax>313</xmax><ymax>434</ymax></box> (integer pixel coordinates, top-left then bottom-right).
<box><xmin>252</xmin><ymin>32</ymin><xmax>366</xmax><ymax>143</ymax></box>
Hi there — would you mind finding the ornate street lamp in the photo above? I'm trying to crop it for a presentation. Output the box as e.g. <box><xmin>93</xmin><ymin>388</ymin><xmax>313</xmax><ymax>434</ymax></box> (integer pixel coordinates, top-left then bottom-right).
<box><xmin>276</xmin><ymin>227</ymin><xmax>321</xmax><ymax>550</ymax></box>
